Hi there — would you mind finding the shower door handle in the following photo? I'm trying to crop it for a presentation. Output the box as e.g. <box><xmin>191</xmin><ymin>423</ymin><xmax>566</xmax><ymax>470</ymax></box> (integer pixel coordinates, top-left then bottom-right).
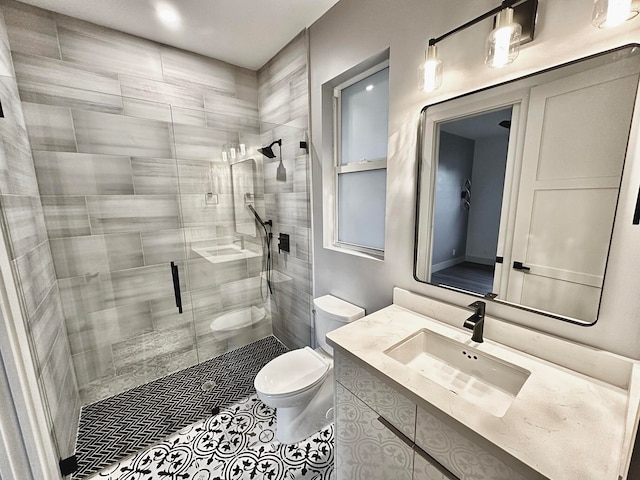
<box><xmin>170</xmin><ymin>261</ymin><xmax>183</xmax><ymax>314</ymax></box>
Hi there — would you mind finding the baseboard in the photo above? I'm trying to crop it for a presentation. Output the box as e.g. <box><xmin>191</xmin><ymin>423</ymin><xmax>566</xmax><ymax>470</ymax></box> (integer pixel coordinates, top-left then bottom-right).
<box><xmin>432</xmin><ymin>257</ymin><xmax>465</xmax><ymax>273</ymax></box>
<box><xmin>464</xmin><ymin>255</ymin><xmax>495</xmax><ymax>266</ymax></box>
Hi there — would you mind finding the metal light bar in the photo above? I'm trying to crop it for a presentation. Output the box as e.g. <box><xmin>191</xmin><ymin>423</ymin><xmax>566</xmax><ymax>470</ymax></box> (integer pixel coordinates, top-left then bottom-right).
<box><xmin>428</xmin><ymin>0</ymin><xmax>536</xmax><ymax>47</ymax></box>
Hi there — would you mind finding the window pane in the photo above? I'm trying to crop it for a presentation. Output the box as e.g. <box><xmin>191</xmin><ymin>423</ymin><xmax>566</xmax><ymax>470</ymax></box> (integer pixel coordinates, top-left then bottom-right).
<box><xmin>338</xmin><ymin>169</ymin><xmax>386</xmax><ymax>250</ymax></box>
<box><xmin>341</xmin><ymin>68</ymin><xmax>389</xmax><ymax>165</ymax></box>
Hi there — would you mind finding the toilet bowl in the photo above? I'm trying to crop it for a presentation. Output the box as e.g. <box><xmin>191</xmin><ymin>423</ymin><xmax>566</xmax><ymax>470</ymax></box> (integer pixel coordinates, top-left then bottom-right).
<box><xmin>254</xmin><ymin>295</ymin><xmax>364</xmax><ymax>444</ymax></box>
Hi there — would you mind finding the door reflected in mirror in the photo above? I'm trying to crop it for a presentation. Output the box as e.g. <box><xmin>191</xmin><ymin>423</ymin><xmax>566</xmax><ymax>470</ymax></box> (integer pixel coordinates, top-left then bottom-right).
<box><xmin>415</xmin><ymin>45</ymin><xmax>640</xmax><ymax>324</ymax></box>
<box><xmin>431</xmin><ymin>107</ymin><xmax>512</xmax><ymax>296</ymax></box>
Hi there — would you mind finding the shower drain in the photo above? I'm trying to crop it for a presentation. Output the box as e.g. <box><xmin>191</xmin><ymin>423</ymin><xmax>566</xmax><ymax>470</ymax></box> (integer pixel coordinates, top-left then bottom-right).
<box><xmin>201</xmin><ymin>380</ymin><xmax>216</xmax><ymax>392</ymax></box>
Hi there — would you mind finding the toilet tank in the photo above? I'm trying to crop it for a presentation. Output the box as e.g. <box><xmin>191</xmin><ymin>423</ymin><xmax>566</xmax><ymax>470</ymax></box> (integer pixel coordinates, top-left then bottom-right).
<box><xmin>313</xmin><ymin>295</ymin><xmax>365</xmax><ymax>355</ymax></box>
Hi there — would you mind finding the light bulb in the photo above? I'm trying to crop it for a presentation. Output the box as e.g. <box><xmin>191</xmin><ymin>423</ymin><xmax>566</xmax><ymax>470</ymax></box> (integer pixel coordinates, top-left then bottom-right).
<box><xmin>418</xmin><ymin>45</ymin><xmax>443</xmax><ymax>92</ymax></box>
<box><xmin>222</xmin><ymin>151</ymin><xmax>228</xmax><ymax>162</ymax></box>
<box><xmin>230</xmin><ymin>147</ymin><xmax>236</xmax><ymax>159</ymax></box>
<box><xmin>239</xmin><ymin>144</ymin><xmax>246</xmax><ymax>155</ymax></box>
<box><xmin>485</xmin><ymin>7</ymin><xmax>522</xmax><ymax>69</ymax></box>
<box><xmin>156</xmin><ymin>3</ymin><xmax>181</xmax><ymax>28</ymax></box>
<box><xmin>592</xmin><ymin>0</ymin><xmax>640</xmax><ymax>28</ymax></box>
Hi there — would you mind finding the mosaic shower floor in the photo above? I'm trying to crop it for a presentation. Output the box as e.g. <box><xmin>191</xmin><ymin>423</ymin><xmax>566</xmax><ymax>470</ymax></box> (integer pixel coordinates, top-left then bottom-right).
<box><xmin>75</xmin><ymin>336</ymin><xmax>289</xmax><ymax>479</ymax></box>
<box><xmin>85</xmin><ymin>395</ymin><xmax>334</xmax><ymax>480</ymax></box>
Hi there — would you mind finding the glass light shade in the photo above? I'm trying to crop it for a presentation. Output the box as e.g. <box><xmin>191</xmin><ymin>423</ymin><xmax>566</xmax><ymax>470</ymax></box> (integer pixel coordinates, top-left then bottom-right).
<box><xmin>418</xmin><ymin>45</ymin><xmax>443</xmax><ymax>92</ymax></box>
<box><xmin>592</xmin><ymin>0</ymin><xmax>640</xmax><ymax>28</ymax></box>
<box><xmin>485</xmin><ymin>7</ymin><xmax>522</xmax><ymax>69</ymax></box>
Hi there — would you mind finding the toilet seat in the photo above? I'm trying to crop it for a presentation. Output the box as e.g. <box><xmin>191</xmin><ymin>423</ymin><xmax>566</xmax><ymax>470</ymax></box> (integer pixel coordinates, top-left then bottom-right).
<box><xmin>255</xmin><ymin>347</ymin><xmax>329</xmax><ymax>397</ymax></box>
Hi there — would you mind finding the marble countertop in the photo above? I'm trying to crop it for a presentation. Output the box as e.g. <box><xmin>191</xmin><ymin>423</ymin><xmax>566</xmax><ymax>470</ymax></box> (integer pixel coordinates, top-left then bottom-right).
<box><xmin>326</xmin><ymin>290</ymin><xmax>640</xmax><ymax>480</ymax></box>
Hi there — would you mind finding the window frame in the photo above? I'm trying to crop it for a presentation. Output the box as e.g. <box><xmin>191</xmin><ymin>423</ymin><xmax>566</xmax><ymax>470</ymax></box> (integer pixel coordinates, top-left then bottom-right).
<box><xmin>332</xmin><ymin>60</ymin><xmax>389</xmax><ymax>257</ymax></box>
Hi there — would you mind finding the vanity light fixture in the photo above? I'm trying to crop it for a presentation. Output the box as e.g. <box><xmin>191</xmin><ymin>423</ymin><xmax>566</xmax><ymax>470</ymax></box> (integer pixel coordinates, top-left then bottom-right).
<box><xmin>418</xmin><ymin>44</ymin><xmax>443</xmax><ymax>92</ymax></box>
<box><xmin>485</xmin><ymin>7</ymin><xmax>522</xmax><ymax>68</ymax></box>
<box><xmin>221</xmin><ymin>143</ymin><xmax>247</xmax><ymax>162</ymax></box>
<box><xmin>418</xmin><ymin>0</ymin><xmax>537</xmax><ymax>92</ymax></box>
<box><xmin>592</xmin><ymin>0</ymin><xmax>640</xmax><ymax>28</ymax></box>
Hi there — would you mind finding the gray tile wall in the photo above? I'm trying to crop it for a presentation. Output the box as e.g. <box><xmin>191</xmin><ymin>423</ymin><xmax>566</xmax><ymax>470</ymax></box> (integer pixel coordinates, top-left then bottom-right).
<box><xmin>0</xmin><ymin>7</ymin><xmax>80</xmax><ymax>460</ymax></box>
<box><xmin>1</xmin><ymin>0</ymin><xmax>274</xmax><ymax>406</ymax></box>
<box><xmin>257</xmin><ymin>32</ymin><xmax>313</xmax><ymax>349</ymax></box>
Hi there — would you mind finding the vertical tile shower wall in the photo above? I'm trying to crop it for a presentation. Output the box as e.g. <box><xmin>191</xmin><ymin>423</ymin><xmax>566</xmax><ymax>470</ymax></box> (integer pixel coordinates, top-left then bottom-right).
<box><xmin>0</xmin><ymin>8</ymin><xmax>80</xmax><ymax>460</ymax></box>
<box><xmin>0</xmin><ymin>0</ymin><xmax>284</xmax><ymax>405</ymax></box>
<box><xmin>257</xmin><ymin>32</ymin><xmax>313</xmax><ymax>349</ymax></box>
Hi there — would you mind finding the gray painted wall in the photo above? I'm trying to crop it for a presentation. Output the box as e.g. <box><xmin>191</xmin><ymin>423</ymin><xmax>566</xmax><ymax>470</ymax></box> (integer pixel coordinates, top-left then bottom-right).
<box><xmin>309</xmin><ymin>0</ymin><xmax>640</xmax><ymax>358</ymax></box>
<box><xmin>432</xmin><ymin>131</ymin><xmax>473</xmax><ymax>269</ymax></box>
<box><xmin>465</xmin><ymin>135</ymin><xmax>508</xmax><ymax>264</ymax></box>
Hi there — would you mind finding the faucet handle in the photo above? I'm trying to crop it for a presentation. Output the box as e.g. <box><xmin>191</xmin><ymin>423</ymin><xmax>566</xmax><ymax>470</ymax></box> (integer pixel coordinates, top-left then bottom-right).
<box><xmin>467</xmin><ymin>300</ymin><xmax>485</xmax><ymax>318</ymax></box>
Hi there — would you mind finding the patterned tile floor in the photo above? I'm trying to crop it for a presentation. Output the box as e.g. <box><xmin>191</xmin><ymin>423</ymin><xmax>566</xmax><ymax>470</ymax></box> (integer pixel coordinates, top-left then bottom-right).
<box><xmin>85</xmin><ymin>395</ymin><xmax>334</xmax><ymax>480</ymax></box>
<box><xmin>75</xmin><ymin>336</ymin><xmax>289</xmax><ymax>479</ymax></box>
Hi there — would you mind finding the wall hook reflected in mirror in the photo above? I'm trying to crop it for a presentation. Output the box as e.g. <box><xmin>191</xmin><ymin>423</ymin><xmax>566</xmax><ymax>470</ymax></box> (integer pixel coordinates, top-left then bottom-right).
<box><xmin>461</xmin><ymin>179</ymin><xmax>471</xmax><ymax>210</ymax></box>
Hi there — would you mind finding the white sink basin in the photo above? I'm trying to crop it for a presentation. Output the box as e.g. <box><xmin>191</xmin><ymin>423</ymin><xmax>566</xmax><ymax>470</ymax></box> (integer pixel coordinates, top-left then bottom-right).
<box><xmin>384</xmin><ymin>329</ymin><xmax>530</xmax><ymax>417</ymax></box>
<box><xmin>192</xmin><ymin>244</ymin><xmax>261</xmax><ymax>264</ymax></box>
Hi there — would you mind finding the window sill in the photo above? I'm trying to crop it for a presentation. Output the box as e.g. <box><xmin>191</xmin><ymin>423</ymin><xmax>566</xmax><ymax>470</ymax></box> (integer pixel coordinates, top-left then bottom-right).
<box><xmin>324</xmin><ymin>243</ymin><xmax>384</xmax><ymax>262</ymax></box>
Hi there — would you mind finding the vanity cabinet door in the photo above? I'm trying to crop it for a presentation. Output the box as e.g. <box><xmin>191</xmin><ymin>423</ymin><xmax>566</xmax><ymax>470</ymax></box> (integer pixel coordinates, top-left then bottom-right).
<box><xmin>335</xmin><ymin>382</ymin><xmax>414</xmax><ymax>480</ymax></box>
<box><xmin>413</xmin><ymin>446</ymin><xmax>459</xmax><ymax>480</ymax></box>
<box><xmin>415</xmin><ymin>405</ymin><xmax>531</xmax><ymax>480</ymax></box>
<box><xmin>334</xmin><ymin>351</ymin><xmax>417</xmax><ymax>439</ymax></box>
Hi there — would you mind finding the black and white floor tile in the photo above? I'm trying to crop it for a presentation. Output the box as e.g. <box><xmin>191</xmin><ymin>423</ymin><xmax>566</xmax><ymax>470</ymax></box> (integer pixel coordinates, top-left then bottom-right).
<box><xmin>85</xmin><ymin>394</ymin><xmax>335</xmax><ymax>480</ymax></box>
<box><xmin>75</xmin><ymin>336</ymin><xmax>289</xmax><ymax>479</ymax></box>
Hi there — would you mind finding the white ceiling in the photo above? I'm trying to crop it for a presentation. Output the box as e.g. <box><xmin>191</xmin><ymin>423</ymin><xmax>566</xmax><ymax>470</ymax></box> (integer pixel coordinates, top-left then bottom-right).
<box><xmin>17</xmin><ymin>0</ymin><xmax>341</xmax><ymax>70</ymax></box>
<box><xmin>440</xmin><ymin>107</ymin><xmax>513</xmax><ymax>140</ymax></box>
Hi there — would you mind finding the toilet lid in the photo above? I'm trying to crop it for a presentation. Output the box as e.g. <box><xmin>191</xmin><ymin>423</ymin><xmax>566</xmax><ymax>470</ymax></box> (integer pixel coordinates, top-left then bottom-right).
<box><xmin>255</xmin><ymin>347</ymin><xmax>329</xmax><ymax>396</ymax></box>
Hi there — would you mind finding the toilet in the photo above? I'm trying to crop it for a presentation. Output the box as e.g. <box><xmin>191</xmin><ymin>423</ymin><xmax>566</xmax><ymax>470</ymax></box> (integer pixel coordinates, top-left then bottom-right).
<box><xmin>254</xmin><ymin>295</ymin><xmax>364</xmax><ymax>444</ymax></box>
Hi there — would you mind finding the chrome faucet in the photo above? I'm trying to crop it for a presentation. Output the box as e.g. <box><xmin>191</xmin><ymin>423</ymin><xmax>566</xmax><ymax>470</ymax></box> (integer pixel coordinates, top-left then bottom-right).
<box><xmin>463</xmin><ymin>301</ymin><xmax>485</xmax><ymax>343</ymax></box>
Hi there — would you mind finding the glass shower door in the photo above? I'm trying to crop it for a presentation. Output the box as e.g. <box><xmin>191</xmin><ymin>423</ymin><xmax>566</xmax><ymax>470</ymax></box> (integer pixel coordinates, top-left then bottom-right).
<box><xmin>40</xmin><ymin>92</ymin><xmax>200</xmax><ymax>405</ymax></box>
<box><xmin>173</xmin><ymin>109</ymin><xmax>310</xmax><ymax>366</ymax></box>
<box><xmin>172</xmin><ymin>108</ymin><xmax>269</xmax><ymax>368</ymax></box>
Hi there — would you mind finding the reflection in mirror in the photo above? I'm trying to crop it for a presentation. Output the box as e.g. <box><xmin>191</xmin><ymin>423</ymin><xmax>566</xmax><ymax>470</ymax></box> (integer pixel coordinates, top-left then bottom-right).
<box><xmin>431</xmin><ymin>107</ymin><xmax>512</xmax><ymax>296</ymax></box>
<box><xmin>415</xmin><ymin>45</ymin><xmax>640</xmax><ymax>324</ymax></box>
<box><xmin>231</xmin><ymin>158</ymin><xmax>258</xmax><ymax>237</ymax></box>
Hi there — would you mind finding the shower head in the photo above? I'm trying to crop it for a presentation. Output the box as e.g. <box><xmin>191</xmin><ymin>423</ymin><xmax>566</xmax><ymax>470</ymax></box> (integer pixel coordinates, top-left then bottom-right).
<box><xmin>258</xmin><ymin>139</ymin><xmax>282</xmax><ymax>159</ymax></box>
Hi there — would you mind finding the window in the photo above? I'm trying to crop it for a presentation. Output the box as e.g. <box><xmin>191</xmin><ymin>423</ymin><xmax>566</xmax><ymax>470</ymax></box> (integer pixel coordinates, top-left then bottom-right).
<box><xmin>333</xmin><ymin>61</ymin><xmax>389</xmax><ymax>256</ymax></box>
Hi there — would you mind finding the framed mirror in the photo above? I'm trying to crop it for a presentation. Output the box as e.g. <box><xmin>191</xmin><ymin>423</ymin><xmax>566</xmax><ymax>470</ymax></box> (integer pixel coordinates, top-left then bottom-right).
<box><xmin>414</xmin><ymin>45</ymin><xmax>640</xmax><ymax>325</ymax></box>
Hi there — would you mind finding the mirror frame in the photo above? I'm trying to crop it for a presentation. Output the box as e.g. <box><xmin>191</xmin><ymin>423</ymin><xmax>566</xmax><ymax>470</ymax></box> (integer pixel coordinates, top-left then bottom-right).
<box><xmin>413</xmin><ymin>44</ymin><xmax>640</xmax><ymax>327</ymax></box>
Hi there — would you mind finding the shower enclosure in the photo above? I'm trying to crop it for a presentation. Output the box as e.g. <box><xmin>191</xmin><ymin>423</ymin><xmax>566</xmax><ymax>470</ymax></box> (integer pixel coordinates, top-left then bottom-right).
<box><xmin>45</xmin><ymin>101</ymin><xmax>308</xmax><ymax>405</ymax></box>
<box><xmin>35</xmin><ymin>92</ymin><xmax>309</xmax><ymax>451</ymax></box>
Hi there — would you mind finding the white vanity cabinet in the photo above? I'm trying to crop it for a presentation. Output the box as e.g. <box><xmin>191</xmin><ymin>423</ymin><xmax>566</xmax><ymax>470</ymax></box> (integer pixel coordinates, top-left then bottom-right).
<box><xmin>414</xmin><ymin>405</ymin><xmax>531</xmax><ymax>480</ymax></box>
<box><xmin>413</xmin><ymin>450</ymin><xmax>457</xmax><ymax>480</ymax></box>
<box><xmin>334</xmin><ymin>351</ymin><xmax>538</xmax><ymax>480</ymax></box>
<box><xmin>335</xmin><ymin>382</ymin><xmax>414</xmax><ymax>480</ymax></box>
